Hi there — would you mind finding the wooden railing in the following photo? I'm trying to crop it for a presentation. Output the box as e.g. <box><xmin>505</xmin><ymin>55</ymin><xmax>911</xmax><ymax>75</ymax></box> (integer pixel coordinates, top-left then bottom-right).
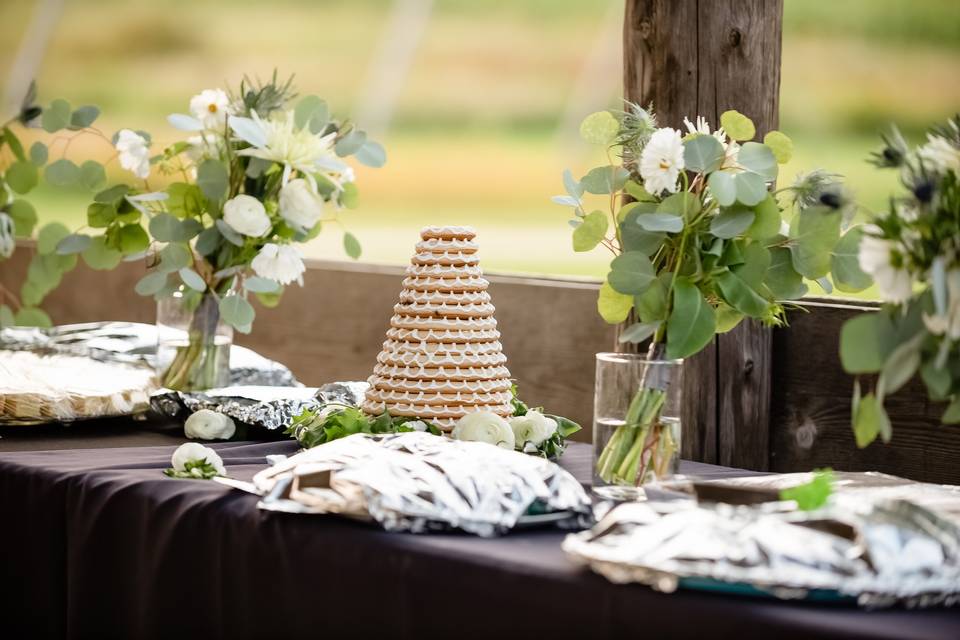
<box><xmin>3</xmin><ymin>245</ymin><xmax>956</xmax><ymax>483</ymax></box>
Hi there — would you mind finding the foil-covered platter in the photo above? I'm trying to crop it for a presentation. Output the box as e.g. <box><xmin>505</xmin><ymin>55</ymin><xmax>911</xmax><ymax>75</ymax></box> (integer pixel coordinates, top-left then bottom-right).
<box><xmin>218</xmin><ymin>431</ymin><xmax>593</xmax><ymax>536</ymax></box>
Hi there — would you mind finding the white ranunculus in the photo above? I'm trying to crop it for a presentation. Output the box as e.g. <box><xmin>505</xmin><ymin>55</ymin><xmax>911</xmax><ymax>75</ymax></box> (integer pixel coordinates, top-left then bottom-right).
<box><xmin>251</xmin><ymin>243</ymin><xmax>305</xmax><ymax>286</ymax></box>
<box><xmin>452</xmin><ymin>412</ymin><xmax>515</xmax><ymax>450</ymax></box>
<box><xmin>114</xmin><ymin>129</ymin><xmax>151</xmax><ymax>179</ymax></box>
<box><xmin>279</xmin><ymin>178</ymin><xmax>323</xmax><ymax>230</ymax></box>
<box><xmin>223</xmin><ymin>195</ymin><xmax>271</xmax><ymax>237</ymax></box>
<box><xmin>190</xmin><ymin>88</ymin><xmax>232</xmax><ymax>130</ymax></box>
<box><xmin>640</xmin><ymin>127</ymin><xmax>685</xmax><ymax>195</ymax></box>
<box><xmin>508</xmin><ymin>410</ymin><xmax>558</xmax><ymax>448</ymax></box>
<box><xmin>858</xmin><ymin>231</ymin><xmax>913</xmax><ymax>304</ymax></box>
<box><xmin>170</xmin><ymin>442</ymin><xmax>225</xmax><ymax>476</ymax></box>
<box><xmin>917</xmin><ymin>135</ymin><xmax>960</xmax><ymax>176</ymax></box>
<box><xmin>0</xmin><ymin>212</ymin><xmax>14</xmax><ymax>259</ymax></box>
<box><xmin>184</xmin><ymin>409</ymin><xmax>236</xmax><ymax>440</ymax></box>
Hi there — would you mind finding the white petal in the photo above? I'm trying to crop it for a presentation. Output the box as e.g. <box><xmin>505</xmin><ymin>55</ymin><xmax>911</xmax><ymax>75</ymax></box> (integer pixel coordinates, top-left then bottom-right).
<box><xmin>167</xmin><ymin>113</ymin><xmax>205</xmax><ymax>132</ymax></box>
<box><xmin>229</xmin><ymin>115</ymin><xmax>268</xmax><ymax>148</ymax></box>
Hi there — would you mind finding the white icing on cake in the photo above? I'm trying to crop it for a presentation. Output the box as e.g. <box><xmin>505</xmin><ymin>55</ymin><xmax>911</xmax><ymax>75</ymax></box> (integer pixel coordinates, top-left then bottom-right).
<box><xmin>393</xmin><ymin>301</ymin><xmax>496</xmax><ymax>318</ymax></box>
<box><xmin>390</xmin><ymin>314</ymin><xmax>497</xmax><ymax>331</ymax></box>
<box><xmin>402</xmin><ymin>275</ymin><xmax>489</xmax><ymax>292</ymax></box>
<box><xmin>419</xmin><ymin>226</ymin><xmax>476</xmax><ymax>240</ymax></box>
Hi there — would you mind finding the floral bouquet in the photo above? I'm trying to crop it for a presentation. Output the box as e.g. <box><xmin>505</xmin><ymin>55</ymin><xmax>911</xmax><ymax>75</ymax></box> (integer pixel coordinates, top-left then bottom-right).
<box><xmin>555</xmin><ymin>104</ymin><xmax>865</xmax><ymax>487</ymax></box>
<box><xmin>45</xmin><ymin>73</ymin><xmax>384</xmax><ymax>390</ymax></box>
<box><xmin>841</xmin><ymin>116</ymin><xmax>960</xmax><ymax>445</ymax></box>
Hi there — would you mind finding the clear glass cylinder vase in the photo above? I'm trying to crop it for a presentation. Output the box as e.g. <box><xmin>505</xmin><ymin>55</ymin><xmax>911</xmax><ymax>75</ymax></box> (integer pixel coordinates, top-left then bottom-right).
<box><xmin>593</xmin><ymin>352</ymin><xmax>683</xmax><ymax>499</ymax></box>
<box><xmin>156</xmin><ymin>288</ymin><xmax>232</xmax><ymax>391</ymax></box>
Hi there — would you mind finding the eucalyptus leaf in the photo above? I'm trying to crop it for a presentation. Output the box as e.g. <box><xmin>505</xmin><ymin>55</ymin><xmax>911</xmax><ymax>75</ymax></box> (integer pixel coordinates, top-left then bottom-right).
<box><xmin>710</xmin><ymin>206</ymin><xmax>755</xmax><ymax>239</ymax></box>
<box><xmin>719</xmin><ymin>110</ymin><xmax>755</xmax><ymax>141</ymax></box>
<box><xmin>69</xmin><ymin>105</ymin><xmax>100</xmax><ymax>129</ymax></box>
<box><xmin>597</xmin><ymin>281</ymin><xmax>633</xmax><ymax>324</ymax></box>
<box><xmin>37</xmin><ymin>223</ymin><xmax>70</xmax><ymax>255</ymax></box>
<box><xmin>581</xmin><ymin>166</ymin><xmax>628</xmax><ymax>195</ymax></box>
<box><xmin>335</xmin><ymin>130</ymin><xmax>366</xmax><ymax>157</ymax></box>
<box><xmin>55</xmin><ymin>233</ymin><xmax>93</xmax><ymax>256</ymax></box>
<box><xmin>853</xmin><ymin>393</ymin><xmax>890</xmax><ymax>448</ymax></box>
<box><xmin>579</xmin><ymin>111</ymin><xmax>619</xmax><ymax>144</ymax></box>
<box><xmin>13</xmin><ymin>307</ymin><xmax>52</xmax><ymax>328</ymax></box>
<box><xmin>44</xmin><ymin>159</ymin><xmax>81</xmax><ymax>187</ymax></box>
<box><xmin>80</xmin><ymin>160</ymin><xmax>107</xmax><ymax>191</ymax></box>
<box><xmin>708</xmin><ymin>170</ymin><xmax>737</xmax><ymax>206</ymax></box>
<box><xmin>657</xmin><ymin>192</ymin><xmax>700</xmax><ymax>220</ymax></box>
<box><xmin>244</xmin><ymin>276</ymin><xmax>280</xmax><ymax>293</ymax></box>
<box><xmin>840</xmin><ymin>312</ymin><xmax>896</xmax><ymax>373</ymax></box>
<box><xmin>29</xmin><ymin>141</ymin><xmax>48</xmax><ymax>166</ymax></box>
<box><xmin>179</xmin><ymin>267</ymin><xmax>206</xmax><ymax>292</ymax></box>
<box><xmin>790</xmin><ymin>206</ymin><xmax>841</xmax><ymax>279</ymax></box>
<box><xmin>636</xmin><ymin>212</ymin><xmax>683</xmax><ymax>233</ymax></box>
<box><xmin>94</xmin><ymin>184</ymin><xmax>130</xmax><ymax>205</ymax></box>
<box><xmin>294</xmin><ymin>96</ymin><xmax>329</xmax><ymax>131</ymax></box>
<box><xmin>624</xmin><ymin>180</ymin><xmax>655</xmax><ymax>202</ymax></box>
<box><xmin>355</xmin><ymin>140</ymin><xmax>386</xmax><ymax>167</ymax></box>
<box><xmin>878</xmin><ymin>334</ymin><xmax>923</xmax><ymax>396</ymax></box>
<box><xmin>196</xmin><ymin>159</ymin><xmax>228</xmax><ymax>202</ymax></box>
<box><xmin>158</xmin><ymin>243</ymin><xmax>193</xmax><ymax>272</ymax></box>
<box><xmin>8</xmin><ymin>199</ymin><xmax>37</xmax><ymax>236</ymax></box>
<box><xmin>551</xmin><ymin>195</ymin><xmax>579</xmax><ymax>207</ymax></box>
<box><xmin>219</xmin><ymin>294</ymin><xmax>256</xmax><ymax>331</ymax></box>
<box><xmin>215</xmin><ymin>219</ymin><xmax>244</xmax><ymax>247</ymax></box>
<box><xmin>618</xmin><ymin>321</ymin><xmax>661</xmax><ymax>344</ymax></box>
<box><xmin>87</xmin><ymin>202</ymin><xmax>116</xmax><ymax>228</ymax></box>
<box><xmin>738</xmin><ymin>142</ymin><xmax>778</xmax><ymax>181</ymax></box>
<box><xmin>6</xmin><ymin>160</ymin><xmax>38</xmax><ymax>193</ymax></box>
<box><xmin>765</xmin><ymin>247</ymin><xmax>807</xmax><ymax>299</ymax></box>
<box><xmin>763</xmin><ymin>130</ymin><xmax>793</xmax><ymax>164</ymax></box>
<box><xmin>635</xmin><ymin>275</ymin><xmax>668</xmax><ymax>322</ymax></box>
<box><xmin>732</xmin><ymin>242</ymin><xmax>771</xmax><ymax>289</ymax></box>
<box><xmin>82</xmin><ymin>237</ymin><xmax>122</xmax><ymax>270</ymax></box>
<box><xmin>341</xmin><ymin>183</ymin><xmax>359</xmax><ymax>209</ymax></box>
<box><xmin>572</xmin><ymin>210</ymin><xmax>608</xmax><ymax>252</ymax></box>
<box><xmin>194</xmin><ymin>226</ymin><xmax>221</xmax><ymax>256</ymax></box>
<box><xmin>134</xmin><ymin>271</ymin><xmax>168</xmax><ymax>296</ymax></box>
<box><xmin>343</xmin><ymin>231</ymin><xmax>362</xmax><ymax>259</ymax></box>
<box><xmin>716</xmin><ymin>269</ymin><xmax>769</xmax><ymax>317</ymax></box>
<box><xmin>831</xmin><ymin>226</ymin><xmax>872</xmax><ymax>293</ymax></box>
<box><xmin>41</xmin><ymin>98</ymin><xmax>71</xmax><ymax>133</ymax></box>
<box><xmin>683</xmin><ymin>134</ymin><xmax>725</xmax><ymax>173</ymax></box>
<box><xmin>921</xmin><ymin>360</ymin><xmax>952</xmax><ymax>400</ymax></box>
<box><xmin>118</xmin><ymin>223</ymin><xmax>150</xmax><ymax>254</ymax></box>
<box><xmin>734</xmin><ymin>171</ymin><xmax>768</xmax><ymax>206</ymax></box>
<box><xmin>666</xmin><ymin>280</ymin><xmax>716</xmax><ymax>359</ymax></box>
<box><xmin>746</xmin><ymin>194</ymin><xmax>782</xmax><ymax>240</ymax></box>
<box><xmin>562</xmin><ymin>169</ymin><xmax>583</xmax><ymax>199</ymax></box>
<box><xmin>607</xmin><ymin>251</ymin><xmax>656</xmax><ymax>295</ymax></box>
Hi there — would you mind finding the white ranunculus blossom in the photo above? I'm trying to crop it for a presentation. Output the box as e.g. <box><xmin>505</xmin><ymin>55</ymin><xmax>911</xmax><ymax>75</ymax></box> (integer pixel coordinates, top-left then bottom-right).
<box><xmin>452</xmin><ymin>412</ymin><xmax>515</xmax><ymax>450</ymax></box>
<box><xmin>251</xmin><ymin>243</ymin><xmax>305</xmax><ymax>286</ymax></box>
<box><xmin>170</xmin><ymin>442</ymin><xmax>225</xmax><ymax>476</ymax></box>
<box><xmin>279</xmin><ymin>178</ymin><xmax>323</xmax><ymax>230</ymax></box>
<box><xmin>640</xmin><ymin>127</ymin><xmax>685</xmax><ymax>195</ymax></box>
<box><xmin>917</xmin><ymin>135</ymin><xmax>960</xmax><ymax>175</ymax></box>
<box><xmin>114</xmin><ymin>129</ymin><xmax>151</xmax><ymax>179</ymax></box>
<box><xmin>223</xmin><ymin>195</ymin><xmax>271</xmax><ymax>237</ymax></box>
<box><xmin>190</xmin><ymin>88</ymin><xmax>232</xmax><ymax>130</ymax></box>
<box><xmin>858</xmin><ymin>230</ymin><xmax>913</xmax><ymax>304</ymax></box>
<box><xmin>0</xmin><ymin>212</ymin><xmax>15</xmax><ymax>259</ymax></box>
<box><xmin>923</xmin><ymin>268</ymin><xmax>960</xmax><ymax>340</ymax></box>
<box><xmin>508</xmin><ymin>410</ymin><xmax>558</xmax><ymax>447</ymax></box>
<box><xmin>184</xmin><ymin>409</ymin><xmax>236</xmax><ymax>440</ymax></box>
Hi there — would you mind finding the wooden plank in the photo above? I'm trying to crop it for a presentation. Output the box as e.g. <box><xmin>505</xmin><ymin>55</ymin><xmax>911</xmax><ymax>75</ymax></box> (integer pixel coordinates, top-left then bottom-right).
<box><xmin>623</xmin><ymin>0</ymin><xmax>782</xmax><ymax>468</ymax></box>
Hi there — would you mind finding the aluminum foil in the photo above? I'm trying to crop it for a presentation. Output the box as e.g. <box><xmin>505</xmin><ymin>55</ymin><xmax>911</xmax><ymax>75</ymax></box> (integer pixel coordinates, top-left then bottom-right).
<box><xmin>0</xmin><ymin>321</ymin><xmax>299</xmax><ymax>387</ymax></box>
<box><xmin>563</xmin><ymin>478</ymin><xmax>960</xmax><ymax>608</ymax></box>
<box><xmin>150</xmin><ymin>381</ymin><xmax>369</xmax><ymax>431</ymax></box>
<box><xmin>226</xmin><ymin>431</ymin><xmax>593</xmax><ymax>536</ymax></box>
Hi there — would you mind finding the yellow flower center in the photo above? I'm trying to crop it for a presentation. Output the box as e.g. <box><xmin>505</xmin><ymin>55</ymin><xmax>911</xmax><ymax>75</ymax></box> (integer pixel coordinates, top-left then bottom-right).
<box><xmin>659</xmin><ymin>160</ymin><xmax>670</xmax><ymax>170</ymax></box>
<box><xmin>208</xmin><ymin>104</ymin><xmax>218</xmax><ymax>113</ymax></box>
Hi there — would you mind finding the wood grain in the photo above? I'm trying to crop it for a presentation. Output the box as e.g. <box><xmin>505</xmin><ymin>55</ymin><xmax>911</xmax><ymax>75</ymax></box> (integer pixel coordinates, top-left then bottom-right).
<box><xmin>623</xmin><ymin>0</ymin><xmax>782</xmax><ymax>468</ymax></box>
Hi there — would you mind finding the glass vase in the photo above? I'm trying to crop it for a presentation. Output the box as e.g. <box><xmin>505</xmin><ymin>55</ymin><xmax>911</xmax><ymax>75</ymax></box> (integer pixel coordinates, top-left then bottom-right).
<box><xmin>593</xmin><ymin>352</ymin><xmax>683</xmax><ymax>500</ymax></box>
<box><xmin>156</xmin><ymin>288</ymin><xmax>232</xmax><ymax>391</ymax></box>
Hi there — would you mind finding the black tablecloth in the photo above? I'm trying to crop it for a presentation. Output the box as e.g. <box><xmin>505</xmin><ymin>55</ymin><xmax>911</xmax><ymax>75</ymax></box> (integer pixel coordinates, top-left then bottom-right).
<box><xmin>1</xmin><ymin>425</ymin><xmax>959</xmax><ymax>639</ymax></box>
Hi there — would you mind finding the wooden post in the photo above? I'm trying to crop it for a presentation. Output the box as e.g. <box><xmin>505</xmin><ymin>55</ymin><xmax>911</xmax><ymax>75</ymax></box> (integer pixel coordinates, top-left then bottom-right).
<box><xmin>623</xmin><ymin>0</ymin><xmax>783</xmax><ymax>469</ymax></box>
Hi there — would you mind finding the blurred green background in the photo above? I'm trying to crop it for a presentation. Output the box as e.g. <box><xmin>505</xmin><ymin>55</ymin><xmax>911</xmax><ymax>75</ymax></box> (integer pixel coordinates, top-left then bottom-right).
<box><xmin>2</xmin><ymin>0</ymin><xmax>958</xmax><ymax>282</ymax></box>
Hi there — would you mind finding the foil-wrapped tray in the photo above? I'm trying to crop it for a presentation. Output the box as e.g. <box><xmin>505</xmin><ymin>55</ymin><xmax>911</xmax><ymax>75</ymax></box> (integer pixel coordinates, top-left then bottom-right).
<box><xmin>563</xmin><ymin>473</ymin><xmax>960</xmax><ymax>608</ymax></box>
<box><xmin>219</xmin><ymin>431</ymin><xmax>593</xmax><ymax>536</ymax></box>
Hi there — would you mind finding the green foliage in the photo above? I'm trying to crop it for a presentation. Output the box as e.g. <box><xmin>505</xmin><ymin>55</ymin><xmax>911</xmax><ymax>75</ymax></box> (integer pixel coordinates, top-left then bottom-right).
<box><xmin>710</xmin><ymin>206</ymin><xmax>755</xmax><ymax>239</ymax></box>
<box><xmin>790</xmin><ymin>206</ymin><xmax>842</xmax><ymax>278</ymax></box>
<box><xmin>597</xmin><ymin>281</ymin><xmax>633</xmax><ymax>324</ymax></box>
<box><xmin>82</xmin><ymin>237</ymin><xmax>122</xmax><ymax>270</ymax></box>
<box><xmin>41</xmin><ymin>99</ymin><xmax>71</xmax><ymax>133</ymax></box>
<box><xmin>572</xmin><ymin>210</ymin><xmax>607</xmax><ymax>251</ymax></box>
<box><xmin>831</xmin><ymin>226</ymin><xmax>872</xmax><ymax>292</ymax></box>
<box><xmin>44</xmin><ymin>159</ymin><xmax>80</xmax><ymax>187</ymax></box>
<box><xmin>219</xmin><ymin>294</ymin><xmax>255</xmax><ymax>333</ymax></box>
<box><xmin>6</xmin><ymin>160</ymin><xmax>38</xmax><ymax>194</ymax></box>
<box><xmin>196</xmin><ymin>159</ymin><xmax>228</xmax><ymax>202</ymax></box>
<box><xmin>579</xmin><ymin>111</ymin><xmax>620</xmax><ymax>145</ymax></box>
<box><xmin>343</xmin><ymin>231</ymin><xmax>362</xmax><ymax>259</ymax></box>
<box><xmin>7</xmin><ymin>200</ymin><xmax>37</xmax><ymax>237</ymax></box>
<box><xmin>69</xmin><ymin>105</ymin><xmax>100</xmax><ymax>129</ymax></box>
<box><xmin>607</xmin><ymin>251</ymin><xmax>655</xmax><ymax>295</ymax></box>
<box><xmin>286</xmin><ymin>405</ymin><xmax>442</xmax><ymax>449</ymax></box>
<box><xmin>720</xmin><ymin>110</ymin><xmax>755</xmax><ymax>141</ymax></box>
<box><xmin>29</xmin><ymin>142</ymin><xmax>48</xmax><ymax>166</ymax></box>
<box><xmin>667</xmin><ymin>280</ymin><xmax>716</xmax><ymax>359</ymax></box>
<box><xmin>779</xmin><ymin>469</ymin><xmax>834</xmax><ymax>510</ymax></box>
<box><xmin>763</xmin><ymin>131</ymin><xmax>794</xmax><ymax>164</ymax></box>
<box><xmin>683</xmin><ymin>134</ymin><xmax>724</xmax><ymax>173</ymax></box>
<box><xmin>163</xmin><ymin>457</ymin><xmax>222</xmax><ymax>480</ymax></box>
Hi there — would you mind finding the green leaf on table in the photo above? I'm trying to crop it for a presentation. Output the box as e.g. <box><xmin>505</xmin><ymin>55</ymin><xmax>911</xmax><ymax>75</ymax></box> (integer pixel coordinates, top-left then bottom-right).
<box><xmin>716</xmin><ymin>269</ymin><xmax>769</xmax><ymax>317</ymax></box>
<box><xmin>765</xmin><ymin>247</ymin><xmax>807</xmax><ymax>300</ymax></box>
<box><xmin>41</xmin><ymin>98</ymin><xmax>71</xmax><ymax>132</ymax></box>
<box><xmin>356</xmin><ymin>140</ymin><xmax>386</xmax><ymax>168</ymax></box>
<box><xmin>708</xmin><ymin>170</ymin><xmax>737</xmax><ymax>206</ymax></box>
<box><xmin>658</xmin><ymin>191</ymin><xmax>700</xmax><ymax>220</ymax></box>
<box><xmin>343</xmin><ymin>231</ymin><xmax>362</xmax><ymax>259</ymax></box>
<box><xmin>683</xmin><ymin>134</ymin><xmax>725</xmax><ymax>173</ymax></box>
<box><xmin>294</xmin><ymin>95</ymin><xmax>329</xmax><ymax>130</ymax></box>
<box><xmin>734</xmin><ymin>171</ymin><xmax>768</xmax><ymax>206</ymax></box>
<box><xmin>779</xmin><ymin>469</ymin><xmax>833</xmax><ymax>510</ymax></box>
<box><xmin>6</xmin><ymin>160</ymin><xmax>38</xmax><ymax>193</ymax></box>
<box><xmin>715</xmin><ymin>302</ymin><xmax>744</xmax><ymax>333</ymax></box>
<box><xmin>840</xmin><ymin>312</ymin><xmax>896</xmax><ymax>373</ymax></box>
<box><xmin>44</xmin><ymin>159</ymin><xmax>81</xmax><ymax>187</ymax></box>
<box><xmin>36</xmin><ymin>222</ymin><xmax>70</xmax><ymax>254</ymax></box>
<box><xmin>763</xmin><ymin>131</ymin><xmax>793</xmax><ymax>164</ymax></box>
<box><xmin>878</xmin><ymin>333</ymin><xmax>922</xmax><ymax>396</ymax></box>
<box><xmin>667</xmin><ymin>280</ymin><xmax>716</xmax><ymax>359</ymax></box>
<box><xmin>8</xmin><ymin>199</ymin><xmax>37</xmax><ymax>237</ymax></box>
<box><xmin>738</xmin><ymin>142</ymin><xmax>778</xmax><ymax>181</ymax></box>
<box><xmin>0</xmin><ymin>304</ymin><xmax>14</xmax><ymax>327</ymax></box>
<box><xmin>636</xmin><ymin>212</ymin><xmax>683</xmax><ymax>233</ymax></box>
<box><xmin>789</xmin><ymin>206</ymin><xmax>841</xmax><ymax>279</ymax></box>
<box><xmin>597</xmin><ymin>281</ymin><xmax>633</xmax><ymax>324</ymax></box>
<box><xmin>158</xmin><ymin>242</ymin><xmax>193</xmax><ymax>272</ymax></box>
<box><xmin>581</xmin><ymin>165</ymin><xmax>628</xmax><ymax>195</ymax></box>
<box><xmin>196</xmin><ymin>159</ymin><xmax>228</xmax><ymax>202</ymax></box>
<box><xmin>572</xmin><ymin>210</ymin><xmax>608</xmax><ymax>251</ymax></box>
<box><xmin>219</xmin><ymin>294</ymin><xmax>255</xmax><ymax>332</ymax></box>
<box><xmin>69</xmin><ymin>105</ymin><xmax>100</xmax><ymax>129</ymax></box>
<box><xmin>13</xmin><ymin>306</ymin><xmax>52</xmax><ymax>327</ymax></box>
<box><xmin>244</xmin><ymin>276</ymin><xmax>280</xmax><ymax>293</ymax></box>
<box><xmin>710</xmin><ymin>205</ymin><xmax>755</xmax><ymax>239</ymax></box>
<box><xmin>118</xmin><ymin>223</ymin><xmax>150</xmax><ymax>254</ymax></box>
<box><xmin>179</xmin><ymin>267</ymin><xmax>206</xmax><ymax>292</ymax></box>
<box><xmin>831</xmin><ymin>226</ymin><xmax>872</xmax><ymax>293</ymax></box>
<box><xmin>579</xmin><ymin>111</ymin><xmax>620</xmax><ymax>144</ymax></box>
<box><xmin>79</xmin><ymin>160</ymin><xmax>106</xmax><ymax>191</ymax></box>
<box><xmin>719</xmin><ymin>110</ymin><xmax>755</xmax><ymax>141</ymax></box>
<box><xmin>853</xmin><ymin>392</ymin><xmax>891</xmax><ymax>447</ymax></box>
<box><xmin>746</xmin><ymin>194</ymin><xmax>781</xmax><ymax>240</ymax></box>
<box><xmin>55</xmin><ymin>233</ymin><xmax>93</xmax><ymax>256</ymax></box>
<box><xmin>134</xmin><ymin>271</ymin><xmax>168</xmax><ymax>296</ymax></box>
<box><xmin>335</xmin><ymin>130</ymin><xmax>367</xmax><ymax>157</ymax></box>
<box><xmin>607</xmin><ymin>251</ymin><xmax>656</xmax><ymax>295</ymax></box>
<box><xmin>82</xmin><ymin>237</ymin><xmax>122</xmax><ymax>270</ymax></box>
<box><xmin>29</xmin><ymin>141</ymin><xmax>48</xmax><ymax>166</ymax></box>
<box><xmin>618</xmin><ymin>321</ymin><xmax>661</xmax><ymax>344</ymax></box>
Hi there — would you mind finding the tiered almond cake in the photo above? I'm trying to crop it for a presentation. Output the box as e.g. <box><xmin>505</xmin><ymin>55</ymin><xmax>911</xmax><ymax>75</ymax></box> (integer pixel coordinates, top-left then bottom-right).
<box><xmin>361</xmin><ymin>226</ymin><xmax>513</xmax><ymax>431</ymax></box>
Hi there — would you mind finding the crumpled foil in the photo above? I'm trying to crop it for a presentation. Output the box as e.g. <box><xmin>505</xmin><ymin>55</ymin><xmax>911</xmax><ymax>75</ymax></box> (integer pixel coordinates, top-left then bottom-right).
<box><xmin>223</xmin><ymin>431</ymin><xmax>593</xmax><ymax>536</ymax></box>
<box><xmin>563</xmin><ymin>475</ymin><xmax>960</xmax><ymax>608</ymax></box>
<box><xmin>150</xmin><ymin>381</ymin><xmax>369</xmax><ymax>430</ymax></box>
<box><xmin>0</xmin><ymin>321</ymin><xmax>299</xmax><ymax>387</ymax></box>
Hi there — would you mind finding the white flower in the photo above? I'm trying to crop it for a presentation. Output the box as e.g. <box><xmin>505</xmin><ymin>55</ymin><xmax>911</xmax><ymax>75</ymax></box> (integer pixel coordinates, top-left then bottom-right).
<box><xmin>640</xmin><ymin>127</ymin><xmax>685</xmax><ymax>195</ymax></box>
<box><xmin>0</xmin><ymin>212</ymin><xmax>14</xmax><ymax>259</ymax></box>
<box><xmin>279</xmin><ymin>179</ymin><xmax>323</xmax><ymax>231</ymax></box>
<box><xmin>114</xmin><ymin>129</ymin><xmax>151</xmax><ymax>179</ymax></box>
<box><xmin>923</xmin><ymin>268</ymin><xmax>960</xmax><ymax>340</ymax></box>
<box><xmin>230</xmin><ymin>110</ymin><xmax>343</xmax><ymax>185</ymax></box>
<box><xmin>189</xmin><ymin>88</ymin><xmax>232</xmax><ymax>130</ymax></box>
<box><xmin>223</xmin><ymin>195</ymin><xmax>271</xmax><ymax>237</ymax></box>
<box><xmin>184</xmin><ymin>409</ymin><xmax>236</xmax><ymax>440</ymax></box>
<box><xmin>858</xmin><ymin>230</ymin><xmax>913</xmax><ymax>304</ymax></box>
<box><xmin>251</xmin><ymin>243</ymin><xmax>305</xmax><ymax>286</ymax></box>
<box><xmin>683</xmin><ymin>116</ymin><xmax>739</xmax><ymax>167</ymax></box>
<box><xmin>341</xmin><ymin>166</ymin><xmax>355</xmax><ymax>183</ymax></box>
<box><xmin>170</xmin><ymin>442</ymin><xmax>225</xmax><ymax>476</ymax></box>
<box><xmin>917</xmin><ymin>135</ymin><xmax>960</xmax><ymax>175</ymax></box>
<box><xmin>508</xmin><ymin>410</ymin><xmax>557</xmax><ymax>447</ymax></box>
<box><xmin>452</xmin><ymin>412</ymin><xmax>515</xmax><ymax>450</ymax></box>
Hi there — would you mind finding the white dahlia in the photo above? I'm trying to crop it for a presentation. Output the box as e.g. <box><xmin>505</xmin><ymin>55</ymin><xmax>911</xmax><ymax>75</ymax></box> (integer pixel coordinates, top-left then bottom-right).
<box><xmin>640</xmin><ymin>127</ymin><xmax>685</xmax><ymax>195</ymax></box>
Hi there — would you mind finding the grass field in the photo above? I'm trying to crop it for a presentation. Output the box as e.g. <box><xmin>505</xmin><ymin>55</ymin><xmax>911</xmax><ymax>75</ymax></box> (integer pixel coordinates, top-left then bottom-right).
<box><xmin>2</xmin><ymin>0</ymin><xmax>958</xmax><ymax>284</ymax></box>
